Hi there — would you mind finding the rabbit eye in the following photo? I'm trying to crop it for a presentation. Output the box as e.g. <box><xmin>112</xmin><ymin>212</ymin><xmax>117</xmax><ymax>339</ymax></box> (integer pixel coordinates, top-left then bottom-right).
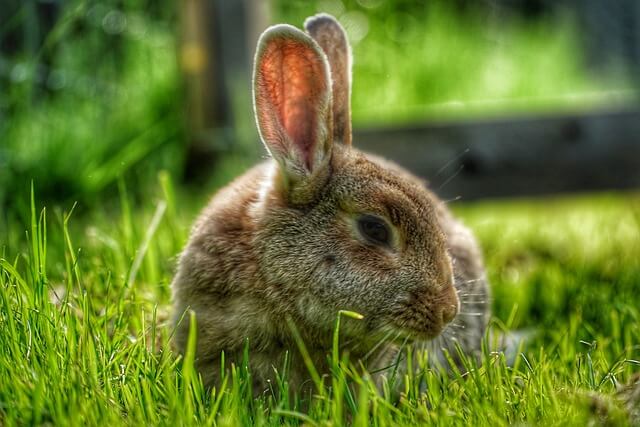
<box><xmin>357</xmin><ymin>215</ymin><xmax>391</xmax><ymax>246</ymax></box>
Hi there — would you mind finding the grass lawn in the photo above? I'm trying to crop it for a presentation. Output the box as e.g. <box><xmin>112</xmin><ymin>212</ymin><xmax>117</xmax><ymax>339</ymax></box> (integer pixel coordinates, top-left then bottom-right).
<box><xmin>2</xmin><ymin>1</ymin><xmax>639</xmax><ymax>425</ymax></box>
<box><xmin>1</xmin><ymin>183</ymin><xmax>638</xmax><ymax>425</ymax></box>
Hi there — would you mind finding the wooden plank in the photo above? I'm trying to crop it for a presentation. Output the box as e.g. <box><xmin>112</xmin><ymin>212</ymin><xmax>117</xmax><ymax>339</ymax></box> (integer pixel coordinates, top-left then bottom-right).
<box><xmin>354</xmin><ymin>108</ymin><xmax>640</xmax><ymax>200</ymax></box>
<box><xmin>179</xmin><ymin>0</ymin><xmax>267</xmax><ymax>182</ymax></box>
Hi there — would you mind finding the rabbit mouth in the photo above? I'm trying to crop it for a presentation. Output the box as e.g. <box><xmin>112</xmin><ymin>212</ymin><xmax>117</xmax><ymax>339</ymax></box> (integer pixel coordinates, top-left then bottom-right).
<box><xmin>394</xmin><ymin>325</ymin><xmax>444</xmax><ymax>342</ymax></box>
<box><xmin>374</xmin><ymin>322</ymin><xmax>445</xmax><ymax>344</ymax></box>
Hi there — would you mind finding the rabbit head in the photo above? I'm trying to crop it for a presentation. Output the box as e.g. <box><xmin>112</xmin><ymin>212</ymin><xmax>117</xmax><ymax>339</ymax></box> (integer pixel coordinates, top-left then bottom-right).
<box><xmin>251</xmin><ymin>15</ymin><xmax>459</xmax><ymax>343</ymax></box>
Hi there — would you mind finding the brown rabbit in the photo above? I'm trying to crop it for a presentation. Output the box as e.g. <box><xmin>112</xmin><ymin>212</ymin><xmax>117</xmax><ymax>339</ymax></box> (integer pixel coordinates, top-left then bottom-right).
<box><xmin>171</xmin><ymin>14</ymin><xmax>489</xmax><ymax>391</ymax></box>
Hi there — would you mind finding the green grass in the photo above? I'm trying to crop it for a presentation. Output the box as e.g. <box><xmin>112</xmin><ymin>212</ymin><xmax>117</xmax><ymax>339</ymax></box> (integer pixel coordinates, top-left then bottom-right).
<box><xmin>1</xmin><ymin>182</ymin><xmax>638</xmax><ymax>425</ymax></box>
<box><xmin>2</xmin><ymin>1</ymin><xmax>639</xmax><ymax>425</ymax></box>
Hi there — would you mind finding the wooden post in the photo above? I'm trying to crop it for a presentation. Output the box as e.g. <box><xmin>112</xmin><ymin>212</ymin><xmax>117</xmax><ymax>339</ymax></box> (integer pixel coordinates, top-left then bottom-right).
<box><xmin>179</xmin><ymin>0</ymin><xmax>268</xmax><ymax>182</ymax></box>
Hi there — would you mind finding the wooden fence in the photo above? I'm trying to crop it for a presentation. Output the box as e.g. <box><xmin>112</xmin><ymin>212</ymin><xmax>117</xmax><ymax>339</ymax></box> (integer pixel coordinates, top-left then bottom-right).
<box><xmin>356</xmin><ymin>108</ymin><xmax>640</xmax><ymax>200</ymax></box>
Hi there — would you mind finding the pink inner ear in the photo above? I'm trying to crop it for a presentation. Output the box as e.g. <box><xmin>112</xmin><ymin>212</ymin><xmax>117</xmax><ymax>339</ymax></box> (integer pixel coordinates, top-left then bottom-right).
<box><xmin>257</xmin><ymin>38</ymin><xmax>329</xmax><ymax>170</ymax></box>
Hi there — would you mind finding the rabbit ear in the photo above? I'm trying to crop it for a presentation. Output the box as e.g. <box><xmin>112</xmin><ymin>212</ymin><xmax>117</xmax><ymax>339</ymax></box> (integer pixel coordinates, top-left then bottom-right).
<box><xmin>253</xmin><ymin>24</ymin><xmax>333</xmax><ymax>188</ymax></box>
<box><xmin>304</xmin><ymin>14</ymin><xmax>352</xmax><ymax>146</ymax></box>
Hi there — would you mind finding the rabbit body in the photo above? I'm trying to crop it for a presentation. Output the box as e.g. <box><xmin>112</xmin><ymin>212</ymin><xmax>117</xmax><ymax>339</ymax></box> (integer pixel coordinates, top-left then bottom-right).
<box><xmin>172</xmin><ymin>14</ymin><xmax>489</xmax><ymax>391</ymax></box>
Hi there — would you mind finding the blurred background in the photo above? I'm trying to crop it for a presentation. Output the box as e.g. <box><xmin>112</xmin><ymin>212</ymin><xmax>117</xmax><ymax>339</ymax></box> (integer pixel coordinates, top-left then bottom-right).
<box><xmin>1</xmin><ymin>0</ymin><xmax>639</xmax><ymax>213</ymax></box>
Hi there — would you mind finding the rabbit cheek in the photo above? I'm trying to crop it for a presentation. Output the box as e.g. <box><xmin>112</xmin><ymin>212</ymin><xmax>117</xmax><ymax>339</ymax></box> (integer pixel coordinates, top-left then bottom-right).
<box><xmin>308</xmin><ymin>255</ymin><xmax>352</xmax><ymax>303</ymax></box>
<box><xmin>307</xmin><ymin>256</ymin><xmax>337</xmax><ymax>299</ymax></box>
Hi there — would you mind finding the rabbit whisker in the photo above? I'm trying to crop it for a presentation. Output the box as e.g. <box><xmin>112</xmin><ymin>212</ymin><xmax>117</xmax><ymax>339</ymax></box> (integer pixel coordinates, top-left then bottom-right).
<box><xmin>460</xmin><ymin>299</ymin><xmax>486</xmax><ymax>305</ymax></box>
<box><xmin>442</xmin><ymin>195</ymin><xmax>462</xmax><ymax>204</ymax></box>
<box><xmin>437</xmin><ymin>164</ymin><xmax>464</xmax><ymax>191</ymax></box>
<box><xmin>363</xmin><ymin>329</ymin><xmax>396</xmax><ymax>360</ymax></box>
<box><xmin>435</xmin><ymin>148</ymin><xmax>470</xmax><ymax>177</ymax></box>
<box><xmin>449</xmin><ymin>321</ymin><xmax>466</xmax><ymax>331</ymax></box>
<box><xmin>456</xmin><ymin>278</ymin><xmax>486</xmax><ymax>285</ymax></box>
<box><xmin>456</xmin><ymin>291</ymin><xmax>487</xmax><ymax>296</ymax></box>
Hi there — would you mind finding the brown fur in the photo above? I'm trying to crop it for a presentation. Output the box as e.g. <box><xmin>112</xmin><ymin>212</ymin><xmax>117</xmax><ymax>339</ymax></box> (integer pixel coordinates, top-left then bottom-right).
<box><xmin>172</xmin><ymin>15</ymin><xmax>489</xmax><ymax>392</ymax></box>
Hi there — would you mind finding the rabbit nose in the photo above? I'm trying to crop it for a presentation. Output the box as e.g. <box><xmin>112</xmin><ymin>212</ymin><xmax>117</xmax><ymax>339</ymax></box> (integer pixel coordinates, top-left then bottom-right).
<box><xmin>440</xmin><ymin>301</ymin><xmax>458</xmax><ymax>325</ymax></box>
<box><xmin>439</xmin><ymin>285</ymin><xmax>459</xmax><ymax>325</ymax></box>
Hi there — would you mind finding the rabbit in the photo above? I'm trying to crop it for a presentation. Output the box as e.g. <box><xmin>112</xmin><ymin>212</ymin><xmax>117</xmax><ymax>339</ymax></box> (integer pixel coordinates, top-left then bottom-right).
<box><xmin>171</xmin><ymin>13</ymin><xmax>490</xmax><ymax>392</ymax></box>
